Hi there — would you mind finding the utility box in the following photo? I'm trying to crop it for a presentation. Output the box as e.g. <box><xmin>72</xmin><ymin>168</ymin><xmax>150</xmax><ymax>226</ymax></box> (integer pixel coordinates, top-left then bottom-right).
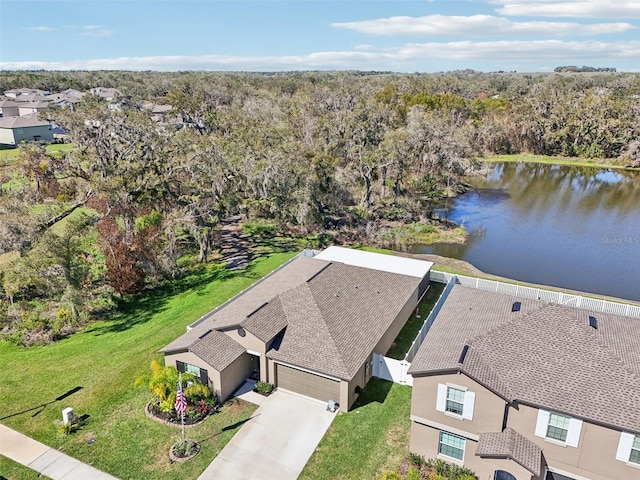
<box><xmin>62</xmin><ymin>407</ymin><xmax>74</xmax><ymax>425</ymax></box>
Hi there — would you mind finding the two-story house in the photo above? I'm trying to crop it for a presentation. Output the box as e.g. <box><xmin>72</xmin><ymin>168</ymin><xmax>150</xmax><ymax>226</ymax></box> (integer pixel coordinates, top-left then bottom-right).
<box><xmin>408</xmin><ymin>285</ymin><xmax>640</xmax><ymax>480</ymax></box>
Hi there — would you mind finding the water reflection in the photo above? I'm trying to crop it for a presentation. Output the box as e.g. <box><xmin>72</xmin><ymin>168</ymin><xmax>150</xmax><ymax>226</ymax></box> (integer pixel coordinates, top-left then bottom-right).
<box><xmin>415</xmin><ymin>162</ymin><xmax>640</xmax><ymax>302</ymax></box>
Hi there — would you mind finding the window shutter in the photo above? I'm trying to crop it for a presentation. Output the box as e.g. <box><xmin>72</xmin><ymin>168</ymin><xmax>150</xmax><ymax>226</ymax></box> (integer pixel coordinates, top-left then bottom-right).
<box><xmin>616</xmin><ymin>432</ymin><xmax>635</xmax><ymax>461</ymax></box>
<box><xmin>200</xmin><ymin>368</ymin><xmax>209</xmax><ymax>386</ymax></box>
<box><xmin>535</xmin><ymin>409</ymin><xmax>550</xmax><ymax>438</ymax></box>
<box><xmin>462</xmin><ymin>391</ymin><xmax>476</xmax><ymax>420</ymax></box>
<box><xmin>566</xmin><ymin>418</ymin><xmax>583</xmax><ymax>447</ymax></box>
<box><xmin>436</xmin><ymin>384</ymin><xmax>447</xmax><ymax>412</ymax></box>
<box><xmin>176</xmin><ymin>361</ymin><xmax>185</xmax><ymax>373</ymax></box>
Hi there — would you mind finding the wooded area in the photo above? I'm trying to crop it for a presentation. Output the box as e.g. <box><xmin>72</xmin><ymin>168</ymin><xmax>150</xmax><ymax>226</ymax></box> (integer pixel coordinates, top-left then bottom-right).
<box><xmin>1</xmin><ymin>70</ymin><xmax>639</xmax><ymax>344</ymax></box>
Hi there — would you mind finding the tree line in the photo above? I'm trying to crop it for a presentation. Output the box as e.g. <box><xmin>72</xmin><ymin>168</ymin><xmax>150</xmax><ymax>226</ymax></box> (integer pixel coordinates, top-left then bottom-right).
<box><xmin>0</xmin><ymin>70</ymin><xmax>638</xmax><ymax>344</ymax></box>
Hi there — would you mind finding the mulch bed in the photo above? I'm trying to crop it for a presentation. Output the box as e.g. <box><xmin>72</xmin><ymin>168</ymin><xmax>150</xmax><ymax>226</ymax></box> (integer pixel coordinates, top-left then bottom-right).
<box><xmin>145</xmin><ymin>402</ymin><xmax>210</xmax><ymax>428</ymax></box>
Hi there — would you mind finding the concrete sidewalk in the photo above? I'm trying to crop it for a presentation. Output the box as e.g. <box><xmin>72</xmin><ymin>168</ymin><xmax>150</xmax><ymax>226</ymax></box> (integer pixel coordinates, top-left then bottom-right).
<box><xmin>198</xmin><ymin>389</ymin><xmax>336</xmax><ymax>480</ymax></box>
<box><xmin>0</xmin><ymin>424</ymin><xmax>118</xmax><ymax>480</ymax></box>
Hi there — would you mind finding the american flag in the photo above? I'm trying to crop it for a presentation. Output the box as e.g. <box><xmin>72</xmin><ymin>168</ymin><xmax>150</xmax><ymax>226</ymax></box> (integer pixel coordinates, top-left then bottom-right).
<box><xmin>175</xmin><ymin>381</ymin><xmax>188</xmax><ymax>415</ymax></box>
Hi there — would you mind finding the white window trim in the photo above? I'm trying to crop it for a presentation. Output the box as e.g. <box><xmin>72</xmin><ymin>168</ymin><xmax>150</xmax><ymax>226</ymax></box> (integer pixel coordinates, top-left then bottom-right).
<box><xmin>535</xmin><ymin>409</ymin><xmax>582</xmax><ymax>448</ymax></box>
<box><xmin>437</xmin><ymin>431</ymin><xmax>465</xmax><ymax>464</ymax></box>
<box><xmin>436</xmin><ymin>383</ymin><xmax>475</xmax><ymax>420</ymax></box>
<box><xmin>616</xmin><ymin>432</ymin><xmax>640</xmax><ymax>466</ymax></box>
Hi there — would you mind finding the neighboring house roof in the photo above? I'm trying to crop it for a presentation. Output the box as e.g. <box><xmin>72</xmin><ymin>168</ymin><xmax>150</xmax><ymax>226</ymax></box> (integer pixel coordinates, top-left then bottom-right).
<box><xmin>476</xmin><ymin>428</ymin><xmax>542</xmax><ymax>476</ymax></box>
<box><xmin>0</xmin><ymin>114</ymin><xmax>50</xmax><ymax>129</ymax></box>
<box><xmin>161</xmin><ymin>250</ymin><xmax>428</xmax><ymax>381</ymax></box>
<box><xmin>143</xmin><ymin>103</ymin><xmax>173</xmax><ymax>114</ymax></box>
<box><xmin>11</xmin><ymin>94</ymin><xmax>52</xmax><ymax>103</ymax></box>
<box><xmin>409</xmin><ymin>285</ymin><xmax>640</xmax><ymax>434</ymax></box>
<box><xmin>17</xmin><ymin>101</ymin><xmax>50</xmax><ymax>110</ymax></box>
<box><xmin>89</xmin><ymin>87</ymin><xmax>121</xmax><ymax>99</ymax></box>
<box><xmin>5</xmin><ymin>88</ymin><xmax>49</xmax><ymax>97</ymax></box>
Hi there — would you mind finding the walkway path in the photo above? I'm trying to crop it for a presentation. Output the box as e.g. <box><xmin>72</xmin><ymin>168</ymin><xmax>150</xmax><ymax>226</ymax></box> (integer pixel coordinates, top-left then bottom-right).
<box><xmin>218</xmin><ymin>216</ymin><xmax>251</xmax><ymax>271</ymax></box>
<box><xmin>198</xmin><ymin>389</ymin><xmax>336</xmax><ymax>480</ymax></box>
<box><xmin>0</xmin><ymin>424</ymin><xmax>118</xmax><ymax>480</ymax></box>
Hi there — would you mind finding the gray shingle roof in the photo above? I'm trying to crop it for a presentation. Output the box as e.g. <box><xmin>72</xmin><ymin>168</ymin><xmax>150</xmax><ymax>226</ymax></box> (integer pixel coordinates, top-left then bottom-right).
<box><xmin>409</xmin><ymin>285</ymin><xmax>640</xmax><ymax>433</ymax></box>
<box><xmin>267</xmin><ymin>261</ymin><xmax>421</xmax><ymax>380</ymax></box>
<box><xmin>0</xmin><ymin>113</ymin><xmax>50</xmax><ymax>129</ymax></box>
<box><xmin>158</xmin><ymin>322</ymin><xmax>244</xmax><ymax>371</ymax></box>
<box><xmin>161</xmin><ymin>252</ymin><xmax>423</xmax><ymax>380</ymax></box>
<box><xmin>476</xmin><ymin>428</ymin><xmax>542</xmax><ymax>476</ymax></box>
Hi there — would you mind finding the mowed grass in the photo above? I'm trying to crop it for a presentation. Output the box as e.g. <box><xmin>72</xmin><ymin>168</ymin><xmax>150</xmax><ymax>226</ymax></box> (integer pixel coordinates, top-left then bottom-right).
<box><xmin>386</xmin><ymin>281</ymin><xmax>446</xmax><ymax>360</ymax></box>
<box><xmin>0</xmin><ymin>456</ymin><xmax>51</xmax><ymax>480</ymax></box>
<box><xmin>300</xmin><ymin>378</ymin><xmax>412</xmax><ymax>480</ymax></box>
<box><xmin>482</xmin><ymin>153</ymin><xmax>639</xmax><ymax>170</ymax></box>
<box><xmin>0</xmin><ymin>252</ymin><xmax>295</xmax><ymax>480</ymax></box>
<box><xmin>0</xmin><ymin>143</ymin><xmax>75</xmax><ymax>165</ymax></box>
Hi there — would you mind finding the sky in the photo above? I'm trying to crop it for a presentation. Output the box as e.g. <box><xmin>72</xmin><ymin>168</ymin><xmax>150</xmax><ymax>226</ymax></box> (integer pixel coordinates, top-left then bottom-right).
<box><xmin>1</xmin><ymin>0</ymin><xmax>639</xmax><ymax>72</ymax></box>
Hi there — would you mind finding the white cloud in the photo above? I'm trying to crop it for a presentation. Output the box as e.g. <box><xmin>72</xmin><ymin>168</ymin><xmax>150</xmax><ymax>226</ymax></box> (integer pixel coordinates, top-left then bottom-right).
<box><xmin>25</xmin><ymin>26</ymin><xmax>55</xmax><ymax>32</ymax></box>
<box><xmin>1</xmin><ymin>40</ymin><xmax>637</xmax><ymax>72</ymax></box>
<box><xmin>80</xmin><ymin>25</ymin><xmax>115</xmax><ymax>37</ymax></box>
<box><xmin>331</xmin><ymin>14</ymin><xmax>635</xmax><ymax>36</ymax></box>
<box><xmin>492</xmin><ymin>1</ymin><xmax>640</xmax><ymax>19</ymax></box>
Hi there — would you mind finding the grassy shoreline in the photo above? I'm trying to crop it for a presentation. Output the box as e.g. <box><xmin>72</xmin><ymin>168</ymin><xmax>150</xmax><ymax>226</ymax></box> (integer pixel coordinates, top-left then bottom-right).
<box><xmin>480</xmin><ymin>153</ymin><xmax>639</xmax><ymax>171</ymax></box>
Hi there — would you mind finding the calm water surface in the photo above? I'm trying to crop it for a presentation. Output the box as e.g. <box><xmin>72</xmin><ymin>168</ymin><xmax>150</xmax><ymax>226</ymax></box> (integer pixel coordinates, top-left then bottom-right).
<box><xmin>413</xmin><ymin>162</ymin><xmax>640</xmax><ymax>302</ymax></box>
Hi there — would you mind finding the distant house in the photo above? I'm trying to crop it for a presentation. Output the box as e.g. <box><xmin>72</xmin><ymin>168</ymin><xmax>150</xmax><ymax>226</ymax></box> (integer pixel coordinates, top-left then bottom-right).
<box><xmin>17</xmin><ymin>101</ymin><xmax>51</xmax><ymax>116</ymax></box>
<box><xmin>160</xmin><ymin>247</ymin><xmax>432</xmax><ymax>409</ymax></box>
<box><xmin>89</xmin><ymin>87</ymin><xmax>121</xmax><ymax>101</ymax></box>
<box><xmin>4</xmin><ymin>88</ymin><xmax>50</xmax><ymax>98</ymax></box>
<box><xmin>408</xmin><ymin>284</ymin><xmax>640</xmax><ymax>480</ymax></box>
<box><xmin>0</xmin><ymin>114</ymin><xmax>53</xmax><ymax>146</ymax></box>
<box><xmin>49</xmin><ymin>92</ymin><xmax>84</xmax><ymax>109</ymax></box>
<box><xmin>0</xmin><ymin>100</ymin><xmax>22</xmax><ymax>117</ymax></box>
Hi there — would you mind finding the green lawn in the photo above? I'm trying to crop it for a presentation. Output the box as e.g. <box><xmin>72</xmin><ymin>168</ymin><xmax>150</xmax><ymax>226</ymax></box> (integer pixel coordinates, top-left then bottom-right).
<box><xmin>386</xmin><ymin>281</ymin><xmax>446</xmax><ymax>360</ymax></box>
<box><xmin>482</xmin><ymin>153</ymin><xmax>639</xmax><ymax>170</ymax></box>
<box><xmin>0</xmin><ymin>456</ymin><xmax>51</xmax><ymax>480</ymax></box>
<box><xmin>0</xmin><ymin>143</ymin><xmax>75</xmax><ymax>165</ymax></box>
<box><xmin>300</xmin><ymin>378</ymin><xmax>412</xmax><ymax>480</ymax></box>
<box><xmin>0</xmin><ymin>252</ymin><xmax>295</xmax><ymax>480</ymax></box>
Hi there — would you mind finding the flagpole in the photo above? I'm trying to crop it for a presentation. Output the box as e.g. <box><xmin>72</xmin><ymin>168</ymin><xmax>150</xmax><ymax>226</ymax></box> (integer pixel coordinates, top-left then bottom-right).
<box><xmin>179</xmin><ymin>372</ymin><xmax>185</xmax><ymax>443</ymax></box>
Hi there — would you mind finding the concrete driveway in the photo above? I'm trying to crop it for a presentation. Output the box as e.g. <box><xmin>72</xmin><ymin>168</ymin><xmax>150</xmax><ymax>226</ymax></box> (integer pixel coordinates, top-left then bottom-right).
<box><xmin>198</xmin><ymin>389</ymin><xmax>336</xmax><ymax>480</ymax></box>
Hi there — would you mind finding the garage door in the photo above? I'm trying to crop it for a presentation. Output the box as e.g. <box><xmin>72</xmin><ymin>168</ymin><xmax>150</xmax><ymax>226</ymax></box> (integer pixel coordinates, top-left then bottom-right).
<box><xmin>276</xmin><ymin>364</ymin><xmax>340</xmax><ymax>403</ymax></box>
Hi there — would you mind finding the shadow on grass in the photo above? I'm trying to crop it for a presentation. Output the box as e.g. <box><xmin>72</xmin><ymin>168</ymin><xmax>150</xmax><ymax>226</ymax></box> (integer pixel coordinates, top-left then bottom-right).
<box><xmin>88</xmin><ymin>260</ymin><xmax>268</xmax><ymax>336</ymax></box>
<box><xmin>351</xmin><ymin>378</ymin><xmax>394</xmax><ymax>409</ymax></box>
<box><xmin>0</xmin><ymin>386</ymin><xmax>83</xmax><ymax>420</ymax></box>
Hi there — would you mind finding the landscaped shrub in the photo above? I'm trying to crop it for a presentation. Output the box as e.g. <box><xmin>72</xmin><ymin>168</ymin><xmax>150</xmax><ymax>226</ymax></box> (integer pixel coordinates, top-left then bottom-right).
<box><xmin>184</xmin><ymin>381</ymin><xmax>213</xmax><ymax>403</ymax></box>
<box><xmin>254</xmin><ymin>380</ymin><xmax>273</xmax><ymax>394</ymax></box>
<box><xmin>424</xmin><ymin>458</ymin><xmax>476</xmax><ymax>480</ymax></box>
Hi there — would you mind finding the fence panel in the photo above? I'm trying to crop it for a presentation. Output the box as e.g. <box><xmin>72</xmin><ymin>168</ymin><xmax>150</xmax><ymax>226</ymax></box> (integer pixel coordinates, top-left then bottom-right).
<box><xmin>372</xmin><ymin>353</ymin><xmax>413</xmax><ymax>386</ymax></box>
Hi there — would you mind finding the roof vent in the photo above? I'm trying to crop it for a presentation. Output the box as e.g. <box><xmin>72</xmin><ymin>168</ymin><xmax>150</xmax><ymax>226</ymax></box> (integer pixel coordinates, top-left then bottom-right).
<box><xmin>511</xmin><ymin>301</ymin><xmax>521</xmax><ymax>312</ymax></box>
<box><xmin>458</xmin><ymin>345</ymin><xmax>469</xmax><ymax>364</ymax></box>
<box><xmin>333</xmin><ymin>292</ymin><xmax>341</xmax><ymax>298</ymax></box>
<box><xmin>589</xmin><ymin>315</ymin><xmax>598</xmax><ymax>329</ymax></box>
<box><xmin>198</xmin><ymin>329</ymin><xmax>213</xmax><ymax>339</ymax></box>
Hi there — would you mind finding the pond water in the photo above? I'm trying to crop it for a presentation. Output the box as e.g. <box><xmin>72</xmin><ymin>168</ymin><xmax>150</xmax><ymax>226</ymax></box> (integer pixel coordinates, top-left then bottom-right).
<box><xmin>412</xmin><ymin>162</ymin><xmax>640</xmax><ymax>302</ymax></box>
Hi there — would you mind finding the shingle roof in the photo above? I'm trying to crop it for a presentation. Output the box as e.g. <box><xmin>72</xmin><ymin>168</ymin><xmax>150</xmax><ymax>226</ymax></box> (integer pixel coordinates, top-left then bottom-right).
<box><xmin>409</xmin><ymin>285</ymin><xmax>640</xmax><ymax>433</ymax></box>
<box><xmin>476</xmin><ymin>428</ymin><xmax>542</xmax><ymax>476</ymax></box>
<box><xmin>267</xmin><ymin>261</ymin><xmax>421</xmax><ymax>380</ymax></box>
<box><xmin>161</xmin><ymin>252</ymin><xmax>424</xmax><ymax>380</ymax></box>
<box><xmin>0</xmin><ymin>114</ymin><xmax>50</xmax><ymax>129</ymax></box>
<box><xmin>158</xmin><ymin>322</ymin><xmax>244</xmax><ymax>371</ymax></box>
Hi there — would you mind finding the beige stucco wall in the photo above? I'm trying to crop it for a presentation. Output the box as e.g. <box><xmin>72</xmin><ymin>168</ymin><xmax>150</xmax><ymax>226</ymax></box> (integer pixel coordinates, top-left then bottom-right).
<box><xmin>507</xmin><ymin>403</ymin><xmax>640</xmax><ymax>480</ymax></box>
<box><xmin>218</xmin><ymin>353</ymin><xmax>253</xmax><ymax>401</ymax></box>
<box><xmin>374</xmin><ymin>285</ymin><xmax>420</xmax><ymax>355</ymax></box>
<box><xmin>340</xmin><ymin>357</ymin><xmax>372</xmax><ymax>410</ymax></box>
<box><xmin>411</xmin><ymin>373</ymin><xmax>506</xmax><ymax>435</ymax></box>
<box><xmin>164</xmin><ymin>351</ymin><xmax>222</xmax><ymax>399</ymax></box>
<box><xmin>410</xmin><ymin>421</ymin><xmax>536</xmax><ymax>480</ymax></box>
<box><xmin>223</xmin><ymin>328</ymin><xmax>270</xmax><ymax>381</ymax></box>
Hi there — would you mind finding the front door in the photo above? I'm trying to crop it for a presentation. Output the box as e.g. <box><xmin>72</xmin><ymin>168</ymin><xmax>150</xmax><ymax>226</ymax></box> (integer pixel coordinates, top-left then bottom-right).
<box><xmin>249</xmin><ymin>354</ymin><xmax>260</xmax><ymax>381</ymax></box>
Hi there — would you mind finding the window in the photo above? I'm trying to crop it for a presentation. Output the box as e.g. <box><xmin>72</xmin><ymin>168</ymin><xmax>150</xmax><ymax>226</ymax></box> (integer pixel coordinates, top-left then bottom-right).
<box><xmin>546</xmin><ymin>413</ymin><xmax>570</xmax><ymax>442</ymax></box>
<box><xmin>535</xmin><ymin>409</ymin><xmax>582</xmax><ymax>447</ymax></box>
<box><xmin>439</xmin><ymin>431</ymin><xmax>465</xmax><ymax>461</ymax></box>
<box><xmin>446</xmin><ymin>387</ymin><xmax>465</xmax><ymax>415</ymax></box>
<box><xmin>436</xmin><ymin>383</ymin><xmax>476</xmax><ymax>420</ymax></box>
<box><xmin>185</xmin><ymin>363</ymin><xmax>201</xmax><ymax>377</ymax></box>
<box><xmin>617</xmin><ymin>432</ymin><xmax>640</xmax><ymax>464</ymax></box>
<box><xmin>631</xmin><ymin>436</ymin><xmax>640</xmax><ymax>464</ymax></box>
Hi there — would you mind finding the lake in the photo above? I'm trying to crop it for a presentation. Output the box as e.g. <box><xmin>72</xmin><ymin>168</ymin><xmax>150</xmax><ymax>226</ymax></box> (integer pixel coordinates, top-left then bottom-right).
<box><xmin>412</xmin><ymin>162</ymin><xmax>640</xmax><ymax>302</ymax></box>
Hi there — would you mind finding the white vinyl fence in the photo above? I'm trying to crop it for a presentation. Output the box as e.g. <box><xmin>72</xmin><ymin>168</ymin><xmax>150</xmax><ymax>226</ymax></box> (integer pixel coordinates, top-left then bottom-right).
<box><xmin>430</xmin><ymin>271</ymin><xmax>640</xmax><ymax>318</ymax></box>
<box><xmin>372</xmin><ymin>353</ymin><xmax>413</xmax><ymax>386</ymax></box>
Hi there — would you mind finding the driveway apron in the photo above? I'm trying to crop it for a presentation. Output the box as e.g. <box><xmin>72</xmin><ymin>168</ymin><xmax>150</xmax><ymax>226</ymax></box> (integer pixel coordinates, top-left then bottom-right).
<box><xmin>198</xmin><ymin>389</ymin><xmax>336</xmax><ymax>480</ymax></box>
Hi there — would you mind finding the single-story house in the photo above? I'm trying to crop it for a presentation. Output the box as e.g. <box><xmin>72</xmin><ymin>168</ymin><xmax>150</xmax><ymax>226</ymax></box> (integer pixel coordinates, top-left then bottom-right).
<box><xmin>0</xmin><ymin>114</ymin><xmax>53</xmax><ymax>146</ymax></box>
<box><xmin>408</xmin><ymin>284</ymin><xmax>640</xmax><ymax>480</ymax></box>
<box><xmin>4</xmin><ymin>88</ymin><xmax>50</xmax><ymax>98</ymax></box>
<box><xmin>160</xmin><ymin>247</ymin><xmax>432</xmax><ymax>410</ymax></box>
